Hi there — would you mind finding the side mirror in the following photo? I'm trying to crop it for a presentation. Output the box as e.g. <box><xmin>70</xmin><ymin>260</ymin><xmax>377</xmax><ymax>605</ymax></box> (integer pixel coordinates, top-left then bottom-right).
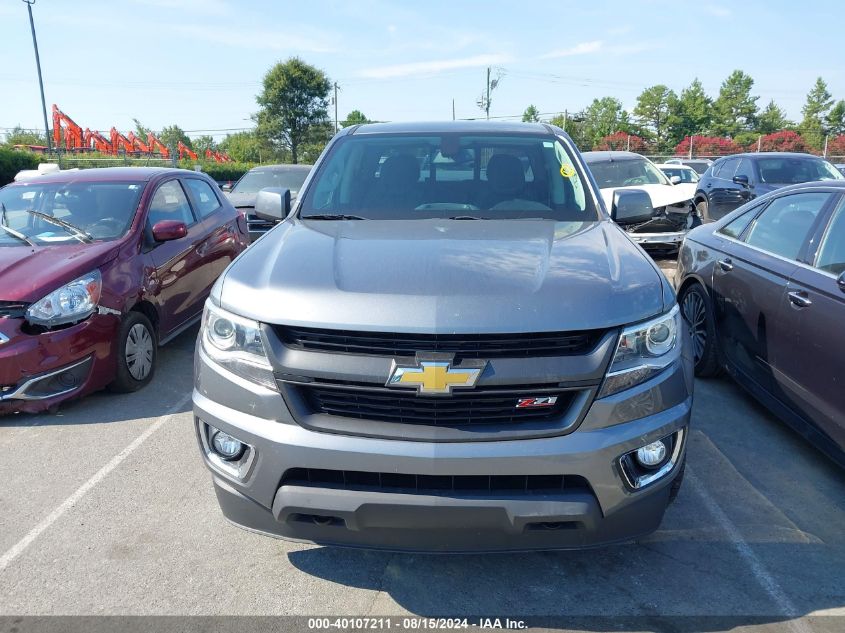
<box><xmin>611</xmin><ymin>189</ymin><xmax>654</xmax><ymax>225</ymax></box>
<box><xmin>837</xmin><ymin>271</ymin><xmax>845</xmax><ymax>293</ymax></box>
<box><xmin>669</xmin><ymin>175</ymin><xmax>682</xmax><ymax>185</ymax></box>
<box><xmin>151</xmin><ymin>220</ymin><xmax>187</xmax><ymax>242</ymax></box>
<box><xmin>733</xmin><ymin>174</ymin><xmax>750</xmax><ymax>187</ymax></box>
<box><xmin>221</xmin><ymin>182</ymin><xmax>232</xmax><ymax>192</ymax></box>
<box><xmin>254</xmin><ymin>187</ymin><xmax>291</xmax><ymax>222</ymax></box>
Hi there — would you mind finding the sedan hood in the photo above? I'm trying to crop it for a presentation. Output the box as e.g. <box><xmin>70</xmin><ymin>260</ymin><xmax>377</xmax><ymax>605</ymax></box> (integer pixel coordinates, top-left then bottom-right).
<box><xmin>599</xmin><ymin>183</ymin><xmax>696</xmax><ymax>210</ymax></box>
<box><xmin>221</xmin><ymin>219</ymin><xmax>666</xmax><ymax>333</ymax></box>
<box><xmin>0</xmin><ymin>241</ymin><xmax>120</xmax><ymax>303</ymax></box>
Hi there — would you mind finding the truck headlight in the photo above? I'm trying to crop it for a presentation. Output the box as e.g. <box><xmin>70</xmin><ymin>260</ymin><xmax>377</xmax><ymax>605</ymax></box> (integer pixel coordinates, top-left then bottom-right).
<box><xmin>26</xmin><ymin>270</ymin><xmax>102</xmax><ymax>328</ymax></box>
<box><xmin>600</xmin><ymin>305</ymin><xmax>680</xmax><ymax>397</ymax></box>
<box><xmin>200</xmin><ymin>300</ymin><xmax>277</xmax><ymax>391</ymax></box>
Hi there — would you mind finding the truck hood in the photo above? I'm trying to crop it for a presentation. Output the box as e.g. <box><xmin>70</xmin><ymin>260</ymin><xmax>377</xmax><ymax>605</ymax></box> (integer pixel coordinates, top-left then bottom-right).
<box><xmin>220</xmin><ymin>219</ymin><xmax>666</xmax><ymax>333</ymax></box>
<box><xmin>0</xmin><ymin>241</ymin><xmax>120</xmax><ymax>303</ymax></box>
<box><xmin>599</xmin><ymin>183</ymin><xmax>696</xmax><ymax>210</ymax></box>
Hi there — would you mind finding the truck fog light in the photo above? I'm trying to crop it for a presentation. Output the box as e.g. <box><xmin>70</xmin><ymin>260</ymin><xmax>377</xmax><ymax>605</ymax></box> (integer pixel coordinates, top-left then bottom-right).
<box><xmin>635</xmin><ymin>440</ymin><xmax>668</xmax><ymax>468</ymax></box>
<box><xmin>210</xmin><ymin>428</ymin><xmax>244</xmax><ymax>461</ymax></box>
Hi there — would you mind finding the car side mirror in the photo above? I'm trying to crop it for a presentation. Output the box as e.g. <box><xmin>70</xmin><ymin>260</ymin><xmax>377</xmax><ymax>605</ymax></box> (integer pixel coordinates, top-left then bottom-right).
<box><xmin>254</xmin><ymin>187</ymin><xmax>291</xmax><ymax>222</ymax></box>
<box><xmin>611</xmin><ymin>189</ymin><xmax>654</xmax><ymax>225</ymax></box>
<box><xmin>837</xmin><ymin>271</ymin><xmax>845</xmax><ymax>293</ymax></box>
<box><xmin>733</xmin><ymin>174</ymin><xmax>750</xmax><ymax>187</ymax></box>
<box><xmin>669</xmin><ymin>175</ymin><xmax>682</xmax><ymax>185</ymax></box>
<box><xmin>221</xmin><ymin>183</ymin><xmax>232</xmax><ymax>192</ymax></box>
<box><xmin>151</xmin><ymin>220</ymin><xmax>188</xmax><ymax>242</ymax></box>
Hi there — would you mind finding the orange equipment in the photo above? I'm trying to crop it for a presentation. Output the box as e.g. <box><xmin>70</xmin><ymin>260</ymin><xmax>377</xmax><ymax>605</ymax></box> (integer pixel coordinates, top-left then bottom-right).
<box><xmin>52</xmin><ymin>105</ymin><xmax>84</xmax><ymax>152</ymax></box>
<box><xmin>178</xmin><ymin>141</ymin><xmax>198</xmax><ymax>161</ymax></box>
<box><xmin>110</xmin><ymin>127</ymin><xmax>135</xmax><ymax>155</ymax></box>
<box><xmin>147</xmin><ymin>133</ymin><xmax>170</xmax><ymax>159</ymax></box>
<box><xmin>127</xmin><ymin>132</ymin><xmax>151</xmax><ymax>154</ymax></box>
<box><xmin>83</xmin><ymin>128</ymin><xmax>114</xmax><ymax>154</ymax></box>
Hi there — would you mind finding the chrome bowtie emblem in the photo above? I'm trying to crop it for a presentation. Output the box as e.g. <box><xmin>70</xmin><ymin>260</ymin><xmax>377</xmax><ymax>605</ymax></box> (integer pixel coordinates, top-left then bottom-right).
<box><xmin>387</xmin><ymin>357</ymin><xmax>487</xmax><ymax>395</ymax></box>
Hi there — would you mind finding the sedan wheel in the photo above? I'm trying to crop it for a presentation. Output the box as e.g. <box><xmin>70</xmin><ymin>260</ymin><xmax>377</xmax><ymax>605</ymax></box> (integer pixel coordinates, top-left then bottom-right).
<box><xmin>109</xmin><ymin>311</ymin><xmax>157</xmax><ymax>393</ymax></box>
<box><xmin>126</xmin><ymin>323</ymin><xmax>154</xmax><ymax>380</ymax></box>
<box><xmin>682</xmin><ymin>290</ymin><xmax>707</xmax><ymax>363</ymax></box>
<box><xmin>679</xmin><ymin>283</ymin><xmax>720</xmax><ymax>377</ymax></box>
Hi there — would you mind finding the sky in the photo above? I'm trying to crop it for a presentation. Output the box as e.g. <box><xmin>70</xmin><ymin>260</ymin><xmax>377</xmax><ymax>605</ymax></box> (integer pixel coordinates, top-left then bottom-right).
<box><xmin>2</xmin><ymin>0</ymin><xmax>844</xmax><ymax>142</ymax></box>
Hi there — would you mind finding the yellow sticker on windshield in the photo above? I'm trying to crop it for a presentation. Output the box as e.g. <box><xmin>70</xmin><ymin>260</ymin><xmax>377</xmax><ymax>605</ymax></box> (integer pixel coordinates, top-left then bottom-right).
<box><xmin>560</xmin><ymin>164</ymin><xmax>576</xmax><ymax>178</ymax></box>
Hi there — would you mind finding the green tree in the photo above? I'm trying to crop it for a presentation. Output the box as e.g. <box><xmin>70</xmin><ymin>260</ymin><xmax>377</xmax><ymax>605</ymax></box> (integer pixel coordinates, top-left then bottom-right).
<box><xmin>668</xmin><ymin>79</ymin><xmax>712</xmax><ymax>144</ymax></box>
<box><xmin>825</xmin><ymin>100</ymin><xmax>845</xmax><ymax>137</ymax></box>
<box><xmin>342</xmin><ymin>110</ymin><xmax>370</xmax><ymax>127</ymax></box>
<box><xmin>757</xmin><ymin>100</ymin><xmax>792</xmax><ymax>135</ymax></box>
<box><xmin>132</xmin><ymin>118</ymin><xmax>153</xmax><ymax>140</ymax></box>
<box><xmin>711</xmin><ymin>70</ymin><xmax>759</xmax><ymax>137</ymax></box>
<box><xmin>192</xmin><ymin>135</ymin><xmax>216</xmax><ymax>154</ymax></box>
<box><xmin>158</xmin><ymin>124</ymin><xmax>192</xmax><ymax>150</ymax></box>
<box><xmin>800</xmin><ymin>77</ymin><xmax>834</xmax><ymax>149</ymax></box>
<box><xmin>580</xmin><ymin>97</ymin><xmax>630</xmax><ymax>148</ymax></box>
<box><xmin>256</xmin><ymin>57</ymin><xmax>332</xmax><ymax>164</ymax></box>
<box><xmin>3</xmin><ymin>126</ymin><xmax>48</xmax><ymax>147</ymax></box>
<box><xmin>522</xmin><ymin>104</ymin><xmax>540</xmax><ymax>123</ymax></box>
<box><xmin>634</xmin><ymin>85</ymin><xmax>676</xmax><ymax>150</ymax></box>
<box><xmin>218</xmin><ymin>131</ymin><xmax>274</xmax><ymax>163</ymax></box>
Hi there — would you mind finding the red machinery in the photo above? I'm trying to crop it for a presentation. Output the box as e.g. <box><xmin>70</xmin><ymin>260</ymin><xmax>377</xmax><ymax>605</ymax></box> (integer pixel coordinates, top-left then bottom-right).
<box><xmin>126</xmin><ymin>132</ymin><xmax>151</xmax><ymax>154</ymax></box>
<box><xmin>52</xmin><ymin>105</ymin><xmax>84</xmax><ymax>152</ymax></box>
<box><xmin>178</xmin><ymin>141</ymin><xmax>198</xmax><ymax>161</ymax></box>
<box><xmin>146</xmin><ymin>133</ymin><xmax>170</xmax><ymax>159</ymax></box>
<box><xmin>110</xmin><ymin>127</ymin><xmax>135</xmax><ymax>155</ymax></box>
<box><xmin>206</xmin><ymin>148</ymin><xmax>232</xmax><ymax>163</ymax></box>
<box><xmin>83</xmin><ymin>128</ymin><xmax>113</xmax><ymax>154</ymax></box>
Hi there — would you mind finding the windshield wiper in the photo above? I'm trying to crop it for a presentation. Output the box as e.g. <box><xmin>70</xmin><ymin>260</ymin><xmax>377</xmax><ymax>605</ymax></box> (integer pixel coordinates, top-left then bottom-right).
<box><xmin>302</xmin><ymin>213</ymin><xmax>367</xmax><ymax>220</ymax></box>
<box><xmin>448</xmin><ymin>215</ymin><xmax>487</xmax><ymax>220</ymax></box>
<box><xmin>24</xmin><ymin>209</ymin><xmax>93</xmax><ymax>242</ymax></box>
<box><xmin>0</xmin><ymin>223</ymin><xmax>36</xmax><ymax>247</ymax></box>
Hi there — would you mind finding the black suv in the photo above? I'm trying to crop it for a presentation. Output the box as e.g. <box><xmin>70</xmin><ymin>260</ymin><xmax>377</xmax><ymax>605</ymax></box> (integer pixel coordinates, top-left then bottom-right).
<box><xmin>694</xmin><ymin>152</ymin><xmax>842</xmax><ymax>222</ymax></box>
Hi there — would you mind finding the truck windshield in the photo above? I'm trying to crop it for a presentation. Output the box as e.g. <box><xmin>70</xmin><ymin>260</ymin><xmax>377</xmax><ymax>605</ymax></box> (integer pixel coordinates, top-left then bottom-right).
<box><xmin>299</xmin><ymin>133</ymin><xmax>597</xmax><ymax>221</ymax></box>
<box><xmin>232</xmin><ymin>168</ymin><xmax>310</xmax><ymax>195</ymax></box>
<box><xmin>588</xmin><ymin>157</ymin><xmax>671</xmax><ymax>188</ymax></box>
<box><xmin>0</xmin><ymin>181</ymin><xmax>144</xmax><ymax>246</ymax></box>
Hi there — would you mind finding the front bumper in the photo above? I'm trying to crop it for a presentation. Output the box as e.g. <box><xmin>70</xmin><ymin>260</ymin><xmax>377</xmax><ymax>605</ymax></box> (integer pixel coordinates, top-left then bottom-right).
<box><xmin>629</xmin><ymin>230</ymin><xmax>687</xmax><ymax>246</ymax></box>
<box><xmin>0</xmin><ymin>313</ymin><xmax>119</xmax><ymax>414</ymax></box>
<box><xmin>193</xmin><ymin>341</ymin><xmax>693</xmax><ymax>552</ymax></box>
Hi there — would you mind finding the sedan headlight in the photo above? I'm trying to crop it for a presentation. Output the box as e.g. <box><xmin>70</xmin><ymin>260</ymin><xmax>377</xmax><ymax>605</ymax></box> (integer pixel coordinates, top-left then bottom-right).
<box><xmin>26</xmin><ymin>270</ymin><xmax>102</xmax><ymax>327</ymax></box>
<box><xmin>599</xmin><ymin>305</ymin><xmax>681</xmax><ymax>397</ymax></box>
<box><xmin>200</xmin><ymin>300</ymin><xmax>277</xmax><ymax>391</ymax></box>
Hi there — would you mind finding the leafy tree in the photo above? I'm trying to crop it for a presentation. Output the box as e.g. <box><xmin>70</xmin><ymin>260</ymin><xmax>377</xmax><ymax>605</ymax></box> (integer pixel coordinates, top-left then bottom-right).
<box><xmin>667</xmin><ymin>79</ymin><xmax>712</xmax><ymax>144</ymax></box>
<box><xmin>711</xmin><ymin>70</ymin><xmax>758</xmax><ymax>137</ymax></box>
<box><xmin>827</xmin><ymin>135</ymin><xmax>845</xmax><ymax>157</ymax></box>
<box><xmin>218</xmin><ymin>131</ymin><xmax>274</xmax><ymax>163</ymax></box>
<box><xmin>298</xmin><ymin>122</ymin><xmax>334</xmax><ymax>164</ymax></box>
<box><xmin>826</xmin><ymin>100</ymin><xmax>845</xmax><ymax>137</ymax></box>
<box><xmin>3</xmin><ymin>126</ymin><xmax>48</xmax><ymax>147</ymax></box>
<box><xmin>581</xmin><ymin>97</ymin><xmax>631</xmax><ymax>148</ymax></box>
<box><xmin>757</xmin><ymin>100</ymin><xmax>792</xmax><ymax>135</ymax></box>
<box><xmin>256</xmin><ymin>57</ymin><xmax>332</xmax><ymax>164</ymax></box>
<box><xmin>192</xmin><ymin>135</ymin><xmax>216</xmax><ymax>154</ymax></box>
<box><xmin>758</xmin><ymin>131</ymin><xmax>808</xmax><ymax>153</ymax></box>
<box><xmin>133</xmin><ymin>118</ymin><xmax>153</xmax><ymax>140</ymax></box>
<box><xmin>158</xmin><ymin>124</ymin><xmax>192</xmax><ymax>150</ymax></box>
<box><xmin>549</xmin><ymin>112</ymin><xmax>591</xmax><ymax>151</ymax></box>
<box><xmin>342</xmin><ymin>110</ymin><xmax>370</xmax><ymax>127</ymax></box>
<box><xmin>633</xmin><ymin>85</ymin><xmax>676</xmax><ymax>150</ymax></box>
<box><xmin>522</xmin><ymin>105</ymin><xmax>540</xmax><ymax>123</ymax></box>
<box><xmin>594</xmin><ymin>132</ymin><xmax>647</xmax><ymax>152</ymax></box>
<box><xmin>799</xmin><ymin>77</ymin><xmax>834</xmax><ymax>149</ymax></box>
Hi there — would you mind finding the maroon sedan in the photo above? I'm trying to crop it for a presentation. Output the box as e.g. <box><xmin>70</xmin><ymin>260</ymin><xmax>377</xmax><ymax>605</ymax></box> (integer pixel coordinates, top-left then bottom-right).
<box><xmin>0</xmin><ymin>167</ymin><xmax>249</xmax><ymax>414</ymax></box>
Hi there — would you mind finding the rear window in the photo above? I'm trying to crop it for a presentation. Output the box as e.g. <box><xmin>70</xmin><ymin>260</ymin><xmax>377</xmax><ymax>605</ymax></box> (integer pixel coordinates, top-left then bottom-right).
<box><xmin>232</xmin><ymin>168</ymin><xmax>310</xmax><ymax>195</ymax></box>
<box><xmin>756</xmin><ymin>157</ymin><xmax>843</xmax><ymax>185</ymax></box>
<box><xmin>300</xmin><ymin>133</ymin><xmax>595</xmax><ymax>221</ymax></box>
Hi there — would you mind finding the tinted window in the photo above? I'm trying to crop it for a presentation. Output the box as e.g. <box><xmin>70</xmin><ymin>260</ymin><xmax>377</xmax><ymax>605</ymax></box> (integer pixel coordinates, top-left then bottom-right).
<box><xmin>757</xmin><ymin>157</ymin><xmax>843</xmax><ymax>185</ymax></box>
<box><xmin>735</xmin><ymin>159</ymin><xmax>754</xmax><ymax>182</ymax></box>
<box><xmin>744</xmin><ymin>193</ymin><xmax>831</xmax><ymax>260</ymax></box>
<box><xmin>147</xmin><ymin>181</ymin><xmax>195</xmax><ymax>227</ymax></box>
<box><xmin>659</xmin><ymin>166</ymin><xmax>698</xmax><ymax>183</ymax></box>
<box><xmin>184</xmin><ymin>178</ymin><xmax>221</xmax><ymax>218</ymax></box>
<box><xmin>300</xmin><ymin>134</ymin><xmax>595</xmax><ymax>222</ymax></box>
<box><xmin>0</xmin><ymin>181</ymin><xmax>144</xmax><ymax>245</ymax></box>
<box><xmin>588</xmin><ymin>157</ymin><xmax>670</xmax><ymax>188</ymax></box>
<box><xmin>232</xmin><ymin>168</ymin><xmax>310</xmax><ymax>195</ymax></box>
<box><xmin>719</xmin><ymin>207</ymin><xmax>758</xmax><ymax>239</ymax></box>
<box><xmin>815</xmin><ymin>198</ymin><xmax>845</xmax><ymax>275</ymax></box>
<box><xmin>714</xmin><ymin>158</ymin><xmax>739</xmax><ymax>179</ymax></box>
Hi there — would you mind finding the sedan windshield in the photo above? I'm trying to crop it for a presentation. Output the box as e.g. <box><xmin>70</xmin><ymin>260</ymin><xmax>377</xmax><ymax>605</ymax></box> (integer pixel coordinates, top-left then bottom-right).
<box><xmin>299</xmin><ymin>133</ymin><xmax>597</xmax><ymax>221</ymax></box>
<box><xmin>232</xmin><ymin>168</ymin><xmax>310</xmax><ymax>195</ymax></box>
<box><xmin>0</xmin><ymin>181</ymin><xmax>144</xmax><ymax>246</ymax></box>
<box><xmin>588</xmin><ymin>157</ymin><xmax>670</xmax><ymax>188</ymax></box>
<box><xmin>757</xmin><ymin>157</ymin><xmax>843</xmax><ymax>184</ymax></box>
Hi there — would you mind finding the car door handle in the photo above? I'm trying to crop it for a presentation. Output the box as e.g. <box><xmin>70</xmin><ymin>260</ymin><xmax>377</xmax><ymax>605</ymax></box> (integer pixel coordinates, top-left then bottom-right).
<box><xmin>717</xmin><ymin>258</ymin><xmax>733</xmax><ymax>272</ymax></box>
<box><xmin>788</xmin><ymin>291</ymin><xmax>812</xmax><ymax>308</ymax></box>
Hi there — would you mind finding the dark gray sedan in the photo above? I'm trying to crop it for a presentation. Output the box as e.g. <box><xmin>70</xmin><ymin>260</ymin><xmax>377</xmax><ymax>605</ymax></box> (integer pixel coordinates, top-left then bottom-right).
<box><xmin>677</xmin><ymin>181</ymin><xmax>845</xmax><ymax>467</ymax></box>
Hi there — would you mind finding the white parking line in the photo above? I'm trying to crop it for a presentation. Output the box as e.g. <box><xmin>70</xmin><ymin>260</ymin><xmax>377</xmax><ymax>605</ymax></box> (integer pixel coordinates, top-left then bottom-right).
<box><xmin>687</xmin><ymin>468</ymin><xmax>813</xmax><ymax>633</ymax></box>
<box><xmin>0</xmin><ymin>392</ymin><xmax>192</xmax><ymax>574</ymax></box>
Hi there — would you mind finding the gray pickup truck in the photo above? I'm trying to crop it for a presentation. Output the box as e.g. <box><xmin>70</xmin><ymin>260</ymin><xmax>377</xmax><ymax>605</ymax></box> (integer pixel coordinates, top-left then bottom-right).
<box><xmin>193</xmin><ymin>121</ymin><xmax>693</xmax><ymax>552</ymax></box>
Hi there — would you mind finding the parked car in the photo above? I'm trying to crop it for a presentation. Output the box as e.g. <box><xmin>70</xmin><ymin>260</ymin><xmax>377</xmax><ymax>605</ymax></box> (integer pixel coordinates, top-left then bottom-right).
<box><xmin>664</xmin><ymin>158</ymin><xmax>713</xmax><ymax>175</ymax></box>
<box><xmin>583</xmin><ymin>151</ymin><xmax>698</xmax><ymax>249</ymax></box>
<box><xmin>694</xmin><ymin>152</ymin><xmax>843</xmax><ymax>222</ymax></box>
<box><xmin>677</xmin><ymin>181</ymin><xmax>845</xmax><ymax>467</ymax></box>
<box><xmin>834</xmin><ymin>163</ymin><xmax>845</xmax><ymax>176</ymax></box>
<box><xmin>0</xmin><ymin>168</ymin><xmax>249</xmax><ymax>414</ymax></box>
<box><xmin>224</xmin><ymin>164</ymin><xmax>312</xmax><ymax>241</ymax></box>
<box><xmin>194</xmin><ymin>121</ymin><xmax>693</xmax><ymax>552</ymax></box>
<box><xmin>658</xmin><ymin>163</ymin><xmax>700</xmax><ymax>184</ymax></box>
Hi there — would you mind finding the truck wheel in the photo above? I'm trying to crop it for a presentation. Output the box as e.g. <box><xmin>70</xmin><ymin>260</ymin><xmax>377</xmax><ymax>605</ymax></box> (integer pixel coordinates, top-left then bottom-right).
<box><xmin>109</xmin><ymin>311</ymin><xmax>157</xmax><ymax>393</ymax></box>
<box><xmin>679</xmin><ymin>283</ymin><xmax>720</xmax><ymax>377</ymax></box>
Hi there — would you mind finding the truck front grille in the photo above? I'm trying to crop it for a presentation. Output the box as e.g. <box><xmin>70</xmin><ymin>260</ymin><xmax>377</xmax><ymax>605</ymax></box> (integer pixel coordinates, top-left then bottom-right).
<box><xmin>275</xmin><ymin>326</ymin><xmax>603</xmax><ymax>359</ymax></box>
<box><xmin>302</xmin><ymin>384</ymin><xmax>574</xmax><ymax>427</ymax></box>
<box><xmin>281</xmin><ymin>468</ymin><xmax>591</xmax><ymax>496</ymax></box>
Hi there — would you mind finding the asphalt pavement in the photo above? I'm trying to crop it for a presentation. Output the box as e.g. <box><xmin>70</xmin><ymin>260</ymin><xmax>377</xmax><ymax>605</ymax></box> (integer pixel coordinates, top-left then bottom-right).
<box><xmin>1</xmin><ymin>260</ymin><xmax>844</xmax><ymax>632</ymax></box>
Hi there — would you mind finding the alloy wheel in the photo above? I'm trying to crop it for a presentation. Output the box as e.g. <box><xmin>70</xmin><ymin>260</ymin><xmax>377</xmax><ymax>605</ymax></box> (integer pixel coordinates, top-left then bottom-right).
<box><xmin>681</xmin><ymin>291</ymin><xmax>707</xmax><ymax>364</ymax></box>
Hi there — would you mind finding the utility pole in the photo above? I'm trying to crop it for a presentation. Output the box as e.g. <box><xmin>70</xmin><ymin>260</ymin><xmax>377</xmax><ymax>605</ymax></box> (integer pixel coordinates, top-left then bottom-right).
<box><xmin>333</xmin><ymin>82</ymin><xmax>339</xmax><ymax>134</ymax></box>
<box><xmin>23</xmin><ymin>0</ymin><xmax>51</xmax><ymax>152</ymax></box>
<box><xmin>563</xmin><ymin>110</ymin><xmax>567</xmax><ymax>132</ymax></box>
<box><xmin>823</xmin><ymin>134</ymin><xmax>829</xmax><ymax>158</ymax></box>
<box><xmin>689</xmin><ymin>135</ymin><xmax>694</xmax><ymax>159</ymax></box>
<box><xmin>757</xmin><ymin>135</ymin><xmax>762</xmax><ymax>153</ymax></box>
<box><xmin>486</xmin><ymin>67</ymin><xmax>491</xmax><ymax>120</ymax></box>
<box><xmin>452</xmin><ymin>99</ymin><xmax>455</xmax><ymax>121</ymax></box>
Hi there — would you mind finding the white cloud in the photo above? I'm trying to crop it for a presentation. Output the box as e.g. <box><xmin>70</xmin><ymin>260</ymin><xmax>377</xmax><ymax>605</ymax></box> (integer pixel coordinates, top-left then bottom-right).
<box><xmin>540</xmin><ymin>40</ymin><xmax>604</xmax><ymax>59</ymax></box>
<box><xmin>358</xmin><ymin>53</ymin><xmax>512</xmax><ymax>80</ymax></box>
<box><xmin>704</xmin><ymin>4</ymin><xmax>732</xmax><ymax>17</ymax></box>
